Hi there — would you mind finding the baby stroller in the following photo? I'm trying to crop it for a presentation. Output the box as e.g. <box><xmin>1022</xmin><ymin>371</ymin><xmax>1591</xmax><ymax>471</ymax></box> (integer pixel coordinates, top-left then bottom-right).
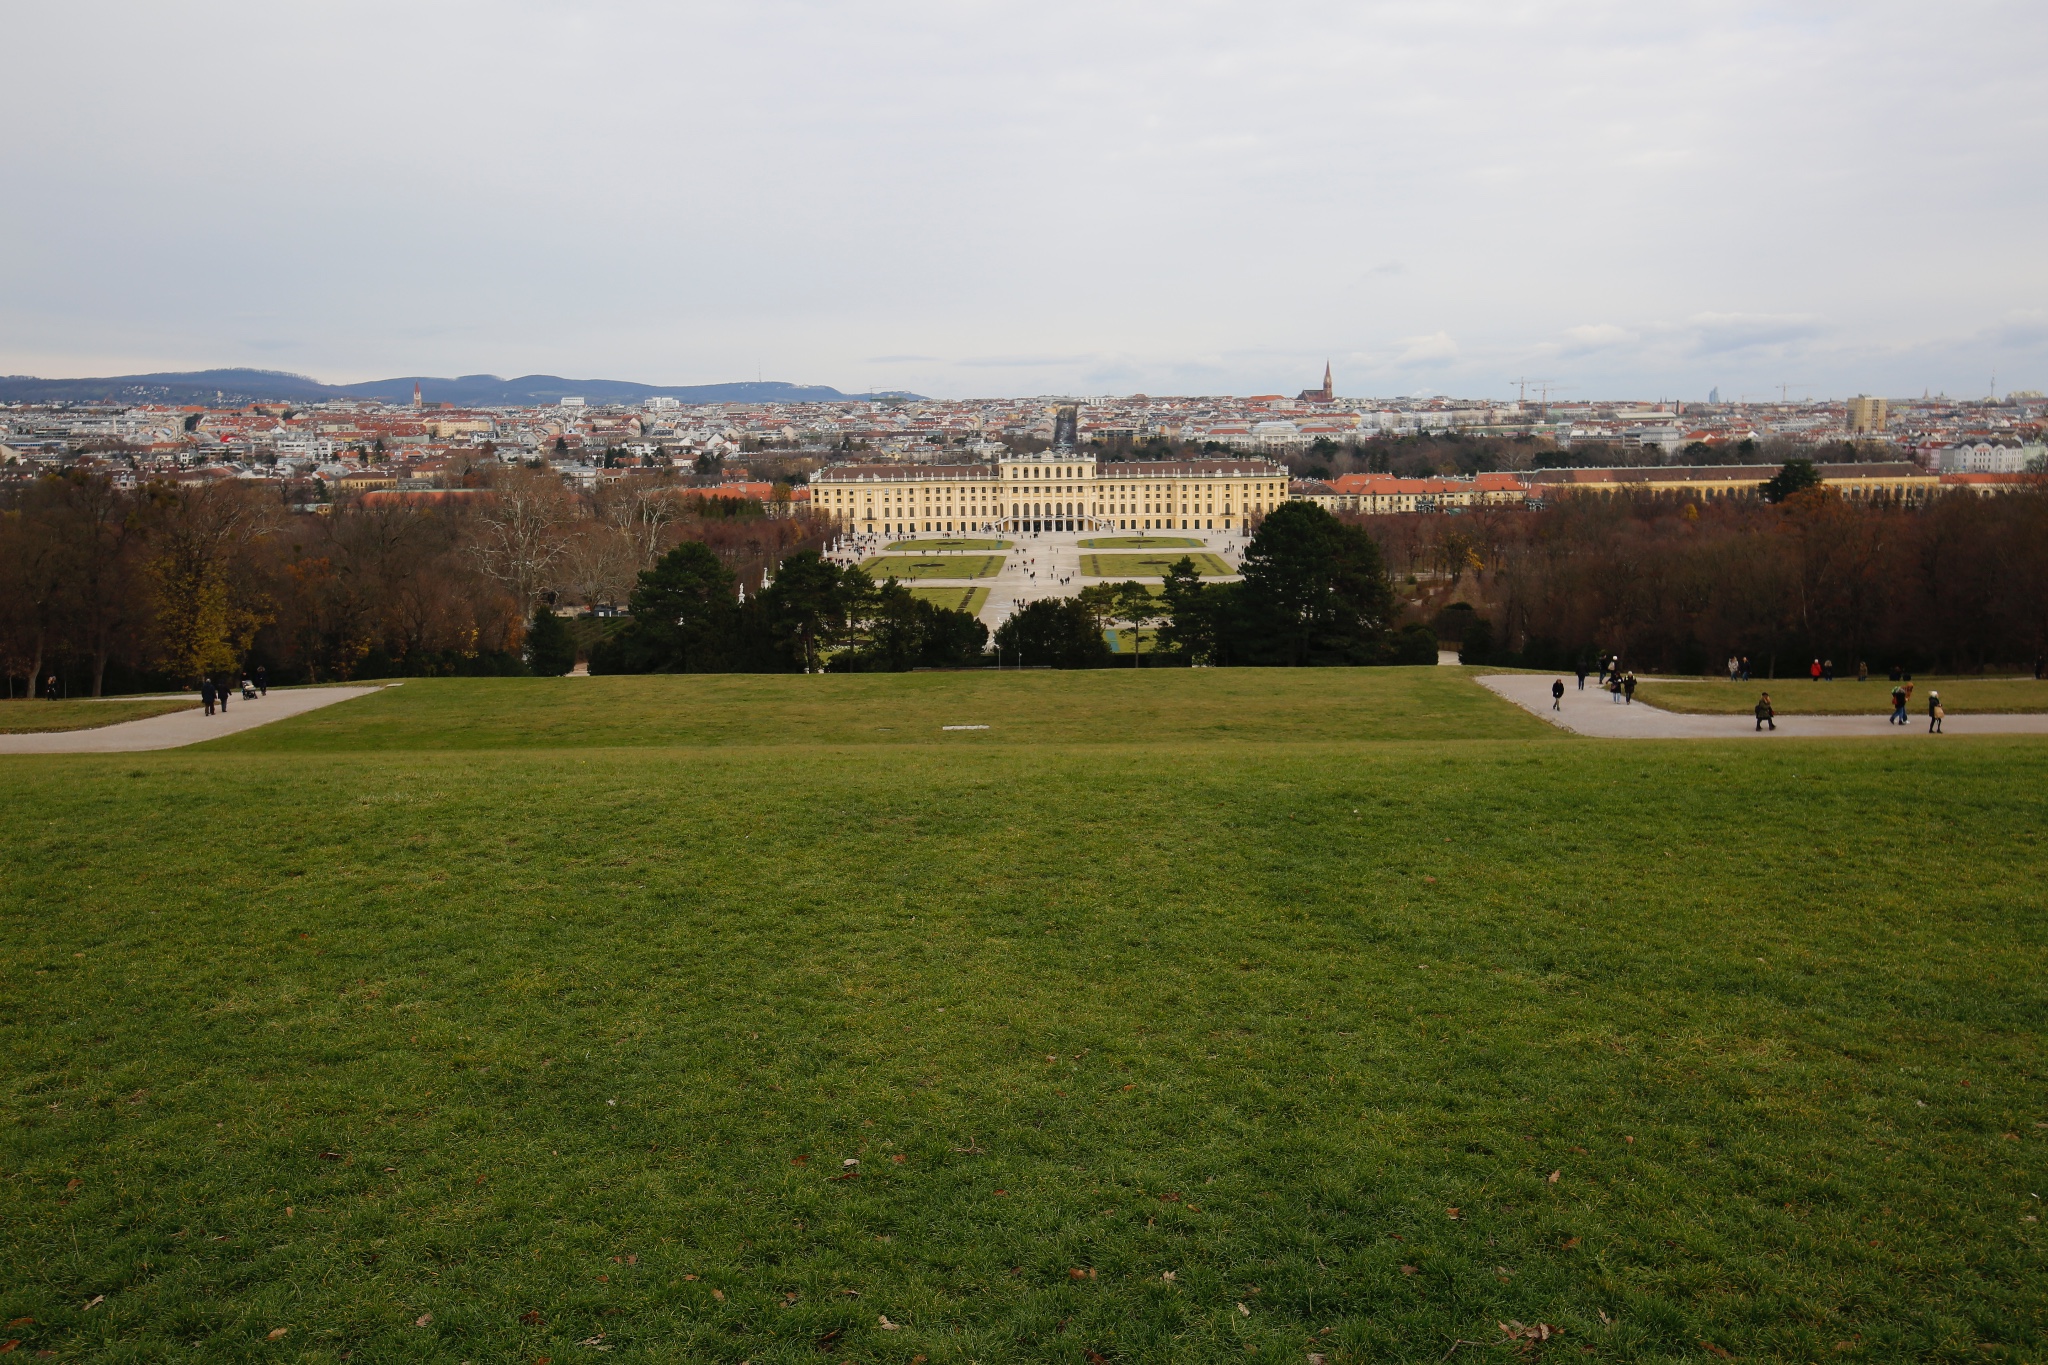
<box><xmin>240</xmin><ymin>677</ymin><xmax>259</xmax><ymax>701</ymax></box>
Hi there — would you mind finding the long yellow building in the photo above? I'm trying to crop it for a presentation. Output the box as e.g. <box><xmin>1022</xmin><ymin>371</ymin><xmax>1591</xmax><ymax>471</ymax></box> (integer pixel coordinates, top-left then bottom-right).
<box><xmin>810</xmin><ymin>451</ymin><xmax>1290</xmax><ymax>536</ymax></box>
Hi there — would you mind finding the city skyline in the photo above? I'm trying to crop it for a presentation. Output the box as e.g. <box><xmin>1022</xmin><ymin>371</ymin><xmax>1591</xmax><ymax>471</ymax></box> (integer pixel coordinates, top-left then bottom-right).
<box><xmin>5</xmin><ymin>1</ymin><xmax>2044</xmax><ymax>400</ymax></box>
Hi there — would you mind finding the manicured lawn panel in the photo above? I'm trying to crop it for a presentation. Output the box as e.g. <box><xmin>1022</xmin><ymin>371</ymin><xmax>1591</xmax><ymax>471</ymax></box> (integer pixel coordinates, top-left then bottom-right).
<box><xmin>1080</xmin><ymin>553</ymin><xmax>1234</xmax><ymax>578</ymax></box>
<box><xmin>1075</xmin><ymin>537</ymin><xmax>1205</xmax><ymax>550</ymax></box>
<box><xmin>0</xmin><ymin>698</ymin><xmax>200</xmax><ymax>733</ymax></box>
<box><xmin>886</xmin><ymin>539</ymin><xmax>1011</xmax><ymax>551</ymax></box>
<box><xmin>860</xmin><ymin>555</ymin><xmax>1006</xmax><ymax>581</ymax></box>
<box><xmin>1638</xmin><ymin>677</ymin><xmax>2048</xmax><ymax>715</ymax></box>
<box><xmin>907</xmin><ymin>585</ymin><xmax>991</xmax><ymax>616</ymax></box>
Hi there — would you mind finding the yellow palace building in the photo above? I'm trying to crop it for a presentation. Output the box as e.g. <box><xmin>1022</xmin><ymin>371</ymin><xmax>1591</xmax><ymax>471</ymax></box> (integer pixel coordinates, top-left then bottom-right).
<box><xmin>810</xmin><ymin>451</ymin><xmax>1292</xmax><ymax>537</ymax></box>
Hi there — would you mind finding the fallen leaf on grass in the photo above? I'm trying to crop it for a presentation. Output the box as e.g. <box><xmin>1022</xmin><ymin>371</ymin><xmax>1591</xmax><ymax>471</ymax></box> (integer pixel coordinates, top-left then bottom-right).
<box><xmin>878</xmin><ymin>1315</ymin><xmax>900</xmax><ymax>1330</ymax></box>
<box><xmin>1158</xmin><ymin>1192</ymin><xmax>1181</xmax><ymax>1203</ymax></box>
<box><xmin>891</xmin><ymin>1153</ymin><xmax>906</xmax><ymax>1164</ymax></box>
<box><xmin>0</xmin><ymin>1343</ymin><xmax>16</xmax><ymax>1355</ymax></box>
<box><xmin>1161</xmin><ymin>1271</ymin><xmax>1176</xmax><ymax>1282</ymax></box>
<box><xmin>80</xmin><ymin>1297</ymin><xmax>104</xmax><ymax>1312</ymax></box>
<box><xmin>791</xmin><ymin>1155</ymin><xmax>811</xmax><ymax>1166</ymax></box>
<box><xmin>829</xmin><ymin>1171</ymin><xmax>859</xmax><ymax>1182</ymax></box>
<box><xmin>1400</xmin><ymin>1266</ymin><xmax>1418</xmax><ymax>1276</ymax></box>
<box><xmin>1548</xmin><ymin>1170</ymin><xmax>1561</xmax><ymax>1184</ymax></box>
<box><xmin>1237</xmin><ymin>1302</ymin><xmax>1251</xmax><ymax>1316</ymax></box>
<box><xmin>711</xmin><ymin>1290</ymin><xmax>724</xmax><ymax>1302</ymax></box>
<box><xmin>416</xmin><ymin>1314</ymin><xmax>432</xmax><ymax>1327</ymax></box>
<box><xmin>577</xmin><ymin>1335</ymin><xmax>611</xmax><ymax>1350</ymax></box>
<box><xmin>993</xmin><ymin>1189</ymin><xmax>1008</xmax><ymax>1196</ymax></box>
<box><xmin>1699</xmin><ymin>1342</ymin><xmax>1731</xmax><ymax>1359</ymax></box>
<box><xmin>519</xmin><ymin>1310</ymin><xmax>544</xmax><ymax>1326</ymax></box>
<box><xmin>682</xmin><ymin>1274</ymin><xmax>697</xmax><ymax>1281</ymax></box>
<box><xmin>1446</xmin><ymin>1207</ymin><xmax>1461</xmax><ymax>1219</ymax></box>
<box><xmin>1069</xmin><ymin>1268</ymin><xmax>1097</xmax><ymax>1279</ymax></box>
<box><xmin>65</xmin><ymin>1179</ymin><xmax>81</xmax><ymax>1191</ymax></box>
<box><xmin>1308</xmin><ymin>1355</ymin><xmax>1327</xmax><ymax>1365</ymax></box>
<box><xmin>1561</xmin><ymin>1237</ymin><xmax>1580</xmax><ymax>1250</ymax></box>
<box><xmin>1499</xmin><ymin>1322</ymin><xmax>1558</xmax><ymax>1342</ymax></box>
<box><xmin>814</xmin><ymin>1327</ymin><xmax>843</xmax><ymax>1349</ymax></box>
<box><xmin>318</xmin><ymin>1151</ymin><xmax>343</xmax><ymax>1161</ymax></box>
<box><xmin>8</xmin><ymin>1320</ymin><xmax>31</xmax><ymax>1328</ymax></box>
<box><xmin>267</xmin><ymin>1328</ymin><xmax>288</xmax><ymax>1341</ymax></box>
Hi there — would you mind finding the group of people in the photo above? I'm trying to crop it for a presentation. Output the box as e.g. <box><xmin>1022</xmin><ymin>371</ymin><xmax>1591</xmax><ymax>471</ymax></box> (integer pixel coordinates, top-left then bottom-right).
<box><xmin>1565</xmin><ymin>656</ymin><xmax>1638</xmax><ymax>705</ymax></box>
<box><xmin>199</xmin><ymin>667</ymin><xmax>267</xmax><ymax>717</ymax></box>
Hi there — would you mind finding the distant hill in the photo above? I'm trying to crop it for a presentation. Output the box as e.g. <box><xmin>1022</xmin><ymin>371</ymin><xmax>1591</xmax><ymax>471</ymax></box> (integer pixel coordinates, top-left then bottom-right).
<box><xmin>0</xmin><ymin>368</ymin><xmax>921</xmax><ymax>407</ymax></box>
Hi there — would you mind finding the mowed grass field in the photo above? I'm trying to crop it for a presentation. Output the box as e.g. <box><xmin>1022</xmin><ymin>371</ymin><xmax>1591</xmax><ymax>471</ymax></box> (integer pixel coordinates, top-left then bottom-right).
<box><xmin>907</xmin><ymin>586</ymin><xmax>991</xmax><ymax>616</ymax></box>
<box><xmin>1637</xmin><ymin>677</ymin><xmax>2048</xmax><ymax>715</ymax></box>
<box><xmin>4</xmin><ymin>670</ymin><xmax>2045</xmax><ymax>1364</ymax></box>
<box><xmin>1081</xmin><ymin>553</ymin><xmax>1234</xmax><ymax>579</ymax></box>
<box><xmin>888</xmin><ymin>540</ymin><xmax>1010</xmax><ymax>552</ymax></box>
<box><xmin>1075</xmin><ymin>538</ymin><xmax>1204</xmax><ymax>550</ymax></box>
<box><xmin>861</xmin><ymin>555</ymin><xmax>1006</xmax><ymax>581</ymax></box>
<box><xmin>0</xmin><ymin>697</ymin><xmax>200</xmax><ymax>733</ymax></box>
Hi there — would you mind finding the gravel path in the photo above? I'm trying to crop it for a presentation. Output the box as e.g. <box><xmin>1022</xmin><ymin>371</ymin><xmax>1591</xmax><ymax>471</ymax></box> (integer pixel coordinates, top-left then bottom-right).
<box><xmin>0</xmin><ymin>686</ymin><xmax>385</xmax><ymax>754</ymax></box>
<box><xmin>1476</xmin><ymin>673</ymin><xmax>2048</xmax><ymax>739</ymax></box>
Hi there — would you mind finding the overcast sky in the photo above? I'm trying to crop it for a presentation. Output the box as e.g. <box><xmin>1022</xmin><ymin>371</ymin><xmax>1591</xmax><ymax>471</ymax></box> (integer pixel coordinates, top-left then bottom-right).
<box><xmin>4</xmin><ymin>1</ymin><xmax>2043</xmax><ymax>401</ymax></box>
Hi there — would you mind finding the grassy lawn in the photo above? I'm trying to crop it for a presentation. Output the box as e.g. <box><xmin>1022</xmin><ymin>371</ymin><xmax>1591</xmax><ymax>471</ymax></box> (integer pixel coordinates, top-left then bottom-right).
<box><xmin>0</xmin><ymin>697</ymin><xmax>200</xmax><ymax>733</ymax></box>
<box><xmin>3</xmin><ymin>672</ymin><xmax>2044</xmax><ymax>1363</ymax></box>
<box><xmin>204</xmin><ymin>669</ymin><xmax>1548</xmax><ymax>752</ymax></box>
<box><xmin>861</xmin><ymin>555</ymin><xmax>1006</xmax><ymax>581</ymax></box>
<box><xmin>887</xmin><ymin>539</ymin><xmax>1011</xmax><ymax>552</ymax></box>
<box><xmin>1081</xmin><ymin>553</ymin><xmax>1235</xmax><ymax>579</ymax></box>
<box><xmin>1076</xmin><ymin>537</ymin><xmax>1204</xmax><ymax>550</ymax></box>
<box><xmin>907</xmin><ymin>586</ymin><xmax>991</xmax><ymax>616</ymax></box>
<box><xmin>1637</xmin><ymin>677</ymin><xmax>2048</xmax><ymax>715</ymax></box>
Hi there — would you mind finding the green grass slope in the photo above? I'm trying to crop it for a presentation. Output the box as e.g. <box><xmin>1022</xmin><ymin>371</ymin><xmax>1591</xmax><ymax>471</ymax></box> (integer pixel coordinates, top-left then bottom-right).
<box><xmin>2</xmin><ymin>673</ymin><xmax>2043</xmax><ymax>1363</ymax></box>
<box><xmin>0</xmin><ymin>698</ymin><xmax>199</xmax><ymax>733</ymax></box>
<box><xmin>207</xmin><ymin>668</ymin><xmax>1549</xmax><ymax>753</ymax></box>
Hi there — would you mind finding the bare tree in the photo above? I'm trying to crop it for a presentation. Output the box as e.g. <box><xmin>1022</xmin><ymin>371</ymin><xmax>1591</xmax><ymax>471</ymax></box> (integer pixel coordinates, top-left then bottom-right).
<box><xmin>469</xmin><ymin>466</ymin><xmax>576</xmax><ymax>611</ymax></box>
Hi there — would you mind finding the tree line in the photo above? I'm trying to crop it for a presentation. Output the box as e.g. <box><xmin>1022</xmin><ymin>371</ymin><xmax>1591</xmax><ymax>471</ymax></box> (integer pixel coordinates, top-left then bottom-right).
<box><xmin>1381</xmin><ymin>483</ymin><xmax>2048</xmax><ymax>675</ymax></box>
<box><xmin>0</xmin><ymin>467</ymin><xmax>828</xmax><ymax>696</ymax></box>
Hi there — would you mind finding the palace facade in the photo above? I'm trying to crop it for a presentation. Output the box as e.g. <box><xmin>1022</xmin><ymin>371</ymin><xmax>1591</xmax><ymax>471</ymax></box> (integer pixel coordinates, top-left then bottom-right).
<box><xmin>810</xmin><ymin>451</ymin><xmax>1291</xmax><ymax>536</ymax></box>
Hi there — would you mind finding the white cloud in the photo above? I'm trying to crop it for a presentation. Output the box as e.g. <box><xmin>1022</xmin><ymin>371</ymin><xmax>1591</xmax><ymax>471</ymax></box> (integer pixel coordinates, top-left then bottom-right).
<box><xmin>0</xmin><ymin>0</ymin><xmax>2043</xmax><ymax>398</ymax></box>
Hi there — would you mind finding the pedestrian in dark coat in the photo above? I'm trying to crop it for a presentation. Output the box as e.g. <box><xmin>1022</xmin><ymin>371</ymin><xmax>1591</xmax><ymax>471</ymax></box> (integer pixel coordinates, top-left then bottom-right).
<box><xmin>256</xmin><ymin>665</ymin><xmax>267</xmax><ymax>696</ymax></box>
<box><xmin>201</xmin><ymin>676</ymin><xmax>216</xmax><ymax>716</ymax></box>
<box><xmin>1622</xmin><ymin>672</ymin><xmax>1638</xmax><ymax>704</ymax></box>
<box><xmin>1890</xmin><ymin>684</ymin><xmax>1908</xmax><ymax>725</ymax></box>
<box><xmin>1551</xmin><ymin>679</ymin><xmax>1565</xmax><ymax>710</ymax></box>
<box><xmin>1755</xmin><ymin>693</ymin><xmax>1775</xmax><ymax>731</ymax></box>
<box><xmin>1576</xmin><ymin>663</ymin><xmax>1588</xmax><ymax>690</ymax></box>
<box><xmin>1928</xmin><ymin>690</ymin><xmax>1943</xmax><ymax>733</ymax></box>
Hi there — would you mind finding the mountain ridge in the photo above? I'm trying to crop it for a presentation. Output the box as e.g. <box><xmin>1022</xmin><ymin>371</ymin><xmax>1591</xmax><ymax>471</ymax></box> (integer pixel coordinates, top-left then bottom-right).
<box><xmin>0</xmin><ymin>368</ymin><xmax>921</xmax><ymax>406</ymax></box>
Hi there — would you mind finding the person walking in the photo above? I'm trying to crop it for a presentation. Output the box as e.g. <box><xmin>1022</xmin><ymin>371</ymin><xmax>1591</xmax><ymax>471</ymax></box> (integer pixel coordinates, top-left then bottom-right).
<box><xmin>1622</xmin><ymin>671</ymin><xmax>1638</xmax><ymax>704</ymax></box>
<box><xmin>256</xmin><ymin>664</ymin><xmax>268</xmax><ymax>696</ymax></box>
<box><xmin>201</xmin><ymin>676</ymin><xmax>216</xmax><ymax>717</ymax></box>
<box><xmin>1856</xmin><ymin>660</ymin><xmax>1868</xmax><ymax>682</ymax></box>
<box><xmin>1755</xmin><ymin>692</ymin><xmax>1775</xmax><ymax>731</ymax></box>
<box><xmin>1928</xmin><ymin>690</ymin><xmax>1944</xmax><ymax>733</ymax></box>
<box><xmin>1890</xmin><ymin>683</ymin><xmax>1908</xmax><ymax>725</ymax></box>
<box><xmin>1740</xmin><ymin>655</ymin><xmax>1751</xmax><ymax>681</ymax></box>
<box><xmin>1576</xmin><ymin>662</ymin><xmax>1588</xmax><ymax>690</ymax></box>
<box><xmin>1597</xmin><ymin>656</ymin><xmax>1609</xmax><ymax>686</ymax></box>
<box><xmin>43</xmin><ymin>673</ymin><xmax>60</xmax><ymax>701</ymax></box>
<box><xmin>1809</xmin><ymin>658</ymin><xmax>1822</xmax><ymax>682</ymax></box>
<box><xmin>1727</xmin><ymin>654</ymin><xmax>1739</xmax><ymax>682</ymax></box>
<box><xmin>216</xmin><ymin>677</ymin><xmax>228</xmax><ymax>712</ymax></box>
<box><xmin>1822</xmin><ymin>659</ymin><xmax>1834</xmax><ymax>681</ymax></box>
<box><xmin>1610</xmin><ymin>674</ymin><xmax>1624</xmax><ymax>704</ymax></box>
<box><xmin>1551</xmin><ymin>678</ymin><xmax>1565</xmax><ymax>710</ymax></box>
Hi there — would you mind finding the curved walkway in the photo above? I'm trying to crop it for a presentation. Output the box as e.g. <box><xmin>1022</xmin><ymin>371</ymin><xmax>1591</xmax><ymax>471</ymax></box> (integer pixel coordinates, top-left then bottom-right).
<box><xmin>0</xmin><ymin>686</ymin><xmax>384</xmax><ymax>754</ymax></box>
<box><xmin>1477</xmin><ymin>673</ymin><xmax>2048</xmax><ymax>739</ymax></box>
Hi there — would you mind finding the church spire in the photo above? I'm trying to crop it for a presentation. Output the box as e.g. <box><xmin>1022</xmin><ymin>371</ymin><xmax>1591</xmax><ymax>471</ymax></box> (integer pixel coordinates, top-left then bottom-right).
<box><xmin>1322</xmin><ymin>360</ymin><xmax>1333</xmax><ymax>400</ymax></box>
